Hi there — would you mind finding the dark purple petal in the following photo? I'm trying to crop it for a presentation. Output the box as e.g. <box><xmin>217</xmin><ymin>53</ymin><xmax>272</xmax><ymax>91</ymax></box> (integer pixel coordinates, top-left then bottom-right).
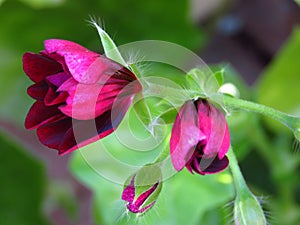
<box><xmin>195</xmin><ymin>155</ymin><xmax>229</xmax><ymax>175</ymax></box>
<box><xmin>37</xmin><ymin>105</ymin><xmax>128</xmax><ymax>155</ymax></box>
<box><xmin>27</xmin><ymin>82</ymin><xmax>48</xmax><ymax>100</ymax></box>
<box><xmin>44</xmin><ymin>86</ymin><xmax>68</xmax><ymax>106</ymax></box>
<box><xmin>36</xmin><ymin>117</ymin><xmax>72</xmax><ymax>150</ymax></box>
<box><xmin>25</xmin><ymin>101</ymin><xmax>65</xmax><ymax>129</ymax></box>
<box><xmin>23</xmin><ymin>52</ymin><xmax>62</xmax><ymax>82</ymax></box>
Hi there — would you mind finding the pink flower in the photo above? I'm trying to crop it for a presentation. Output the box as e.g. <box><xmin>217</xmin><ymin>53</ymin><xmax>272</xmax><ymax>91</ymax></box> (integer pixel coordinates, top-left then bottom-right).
<box><xmin>170</xmin><ymin>99</ymin><xmax>230</xmax><ymax>175</ymax></box>
<box><xmin>23</xmin><ymin>39</ymin><xmax>141</xmax><ymax>155</ymax></box>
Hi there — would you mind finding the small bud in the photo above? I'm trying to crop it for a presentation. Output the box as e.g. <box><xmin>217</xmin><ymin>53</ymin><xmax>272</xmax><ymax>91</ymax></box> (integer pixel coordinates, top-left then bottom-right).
<box><xmin>121</xmin><ymin>165</ymin><xmax>162</xmax><ymax>215</ymax></box>
<box><xmin>218</xmin><ymin>83</ymin><xmax>240</xmax><ymax>98</ymax></box>
<box><xmin>234</xmin><ymin>193</ymin><xmax>267</xmax><ymax>225</ymax></box>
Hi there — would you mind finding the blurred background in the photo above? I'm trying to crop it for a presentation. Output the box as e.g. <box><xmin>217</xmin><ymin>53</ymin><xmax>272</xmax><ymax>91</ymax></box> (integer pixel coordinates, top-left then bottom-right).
<box><xmin>1</xmin><ymin>0</ymin><xmax>300</xmax><ymax>224</ymax></box>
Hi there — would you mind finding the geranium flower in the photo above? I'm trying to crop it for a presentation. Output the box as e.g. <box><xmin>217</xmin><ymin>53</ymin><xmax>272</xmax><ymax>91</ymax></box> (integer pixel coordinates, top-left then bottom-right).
<box><xmin>170</xmin><ymin>99</ymin><xmax>230</xmax><ymax>175</ymax></box>
<box><xmin>23</xmin><ymin>39</ymin><xmax>141</xmax><ymax>155</ymax></box>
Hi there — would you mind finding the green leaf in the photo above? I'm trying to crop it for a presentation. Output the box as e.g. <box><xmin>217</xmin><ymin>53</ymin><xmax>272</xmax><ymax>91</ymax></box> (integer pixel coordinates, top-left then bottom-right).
<box><xmin>214</xmin><ymin>69</ymin><xmax>225</xmax><ymax>86</ymax></box>
<box><xmin>255</xmin><ymin>28</ymin><xmax>300</xmax><ymax>133</ymax></box>
<box><xmin>0</xmin><ymin>133</ymin><xmax>49</xmax><ymax>225</ymax></box>
<box><xmin>0</xmin><ymin>0</ymin><xmax>5</xmax><ymax>6</ymax></box>
<box><xmin>256</xmin><ymin>28</ymin><xmax>300</xmax><ymax>117</ymax></box>
<box><xmin>295</xmin><ymin>0</ymin><xmax>300</xmax><ymax>6</ymax></box>
<box><xmin>18</xmin><ymin>0</ymin><xmax>64</xmax><ymax>8</ymax></box>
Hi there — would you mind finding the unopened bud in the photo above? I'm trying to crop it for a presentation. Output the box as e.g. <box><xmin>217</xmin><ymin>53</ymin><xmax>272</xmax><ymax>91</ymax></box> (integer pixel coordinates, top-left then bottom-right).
<box><xmin>121</xmin><ymin>165</ymin><xmax>162</xmax><ymax>215</ymax></box>
<box><xmin>234</xmin><ymin>193</ymin><xmax>267</xmax><ymax>225</ymax></box>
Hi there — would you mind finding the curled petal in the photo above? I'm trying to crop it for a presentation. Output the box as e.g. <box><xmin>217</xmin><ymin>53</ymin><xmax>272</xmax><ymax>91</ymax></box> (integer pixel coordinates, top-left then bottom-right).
<box><xmin>170</xmin><ymin>101</ymin><xmax>205</xmax><ymax>171</ymax></box>
<box><xmin>27</xmin><ymin>82</ymin><xmax>48</xmax><ymax>100</ymax></box>
<box><xmin>198</xmin><ymin>101</ymin><xmax>230</xmax><ymax>158</ymax></box>
<box><xmin>23</xmin><ymin>52</ymin><xmax>62</xmax><ymax>82</ymax></box>
<box><xmin>25</xmin><ymin>101</ymin><xmax>65</xmax><ymax>129</ymax></box>
<box><xmin>190</xmin><ymin>155</ymin><xmax>229</xmax><ymax>175</ymax></box>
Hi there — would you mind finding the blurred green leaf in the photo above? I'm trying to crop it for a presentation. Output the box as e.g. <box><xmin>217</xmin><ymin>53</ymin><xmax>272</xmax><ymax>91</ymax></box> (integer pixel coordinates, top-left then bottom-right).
<box><xmin>295</xmin><ymin>0</ymin><xmax>300</xmax><ymax>6</ymax></box>
<box><xmin>0</xmin><ymin>133</ymin><xmax>49</xmax><ymax>225</ymax></box>
<box><xmin>214</xmin><ymin>69</ymin><xmax>225</xmax><ymax>87</ymax></box>
<box><xmin>18</xmin><ymin>0</ymin><xmax>64</xmax><ymax>8</ymax></box>
<box><xmin>256</xmin><ymin>28</ymin><xmax>300</xmax><ymax>116</ymax></box>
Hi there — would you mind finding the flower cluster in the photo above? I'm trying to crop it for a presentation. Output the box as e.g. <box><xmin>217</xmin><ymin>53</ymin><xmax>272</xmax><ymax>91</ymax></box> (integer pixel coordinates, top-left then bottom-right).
<box><xmin>23</xmin><ymin>39</ymin><xmax>230</xmax><ymax>215</ymax></box>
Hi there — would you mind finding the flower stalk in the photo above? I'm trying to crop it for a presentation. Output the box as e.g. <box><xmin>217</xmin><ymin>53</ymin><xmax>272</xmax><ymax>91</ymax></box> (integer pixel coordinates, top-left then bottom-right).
<box><xmin>223</xmin><ymin>95</ymin><xmax>300</xmax><ymax>141</ymax></box>
<box><xmin>227</xmin><ymin>147</ymin><xmax>267</xmax><ymax>225</ymax></box>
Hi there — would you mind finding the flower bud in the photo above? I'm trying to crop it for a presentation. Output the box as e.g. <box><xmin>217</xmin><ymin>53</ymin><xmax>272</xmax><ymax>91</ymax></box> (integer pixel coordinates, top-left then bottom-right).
<box><xmin>170</xmin><ymin>99</ymin><xmax>230</xmax><ymax>175</ymax></box>
<box><xmin>121</xmin><ymin>165</ymin><xmax>162</xmax><ymax>215</ymax></box>
<box><xmin>234</xmin><ymin>193</ymin><xmax>267</xmax><ymax>225</ymax></box>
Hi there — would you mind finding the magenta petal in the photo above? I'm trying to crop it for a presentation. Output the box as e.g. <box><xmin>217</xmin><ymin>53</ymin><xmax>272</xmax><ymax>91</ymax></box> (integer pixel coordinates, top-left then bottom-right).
<box><xmin>58</xmin><ymin>82</ymin><xmax>103</xmax><ymax>120</ymax></box>
<box><xmin>198</xmin><ymin>101</ymin><xmax>229</xmax><ymax>158</ymax></box>
<box><xmin>23</xmin><ymin>52</ymin><xmax>62</xmax><ymax>82</ymax></box>
<box><xmin>25</xmin><ymin>101</ymin><xmax>65</xmax><ymax>129</ymax></box>
<box><xmin>46</xmin><ymin>72</ymin><xmax>70</xmax><ymax>87</ymax></box>
<box><xmin>59</xmin><ymin>81</ymin><xmax>136</xmax><ymax>120</ymax></box>
<box><xmin>170</xmin><ymin>101</ymin><xmax>206</xmax><ymax>171</ymax></box>
<box><xmin>126</xmin><ymin>184</ymin><xmax>158</xmax><ymax>214</ymax></box>
<box><xmin>44</xmin><ymin>39</ymin><xmax>107</xmax><ymax>84</ymax></box>
<box><xmin>127</xmin><ymin>201</ymin><xmax>156</xmax><ymax>214</ymax></box>
<box><xmin>122</xmin><ymin>177</ymin><xmax>135</xmax><ymax>203</ymax></box>
<box><xmin>134</xmin><ymin>183</ymin><xmax>158</xmax><ymax>209</ymax></box>
<box><xmin>218</xmin><ymin>123</ymin><xmax>230</xmax><ymax>159</ymax></box>
<box><xmin>44</xmin><ymin>39</ymin><xmax>90</xmax><ymax>54</ymax></box>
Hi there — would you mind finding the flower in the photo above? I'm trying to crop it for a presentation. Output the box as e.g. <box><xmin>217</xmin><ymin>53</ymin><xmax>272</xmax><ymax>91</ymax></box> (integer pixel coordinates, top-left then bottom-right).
<box><xmin>121</xmin><ymin>165</ymin><xmax>162</xmax><ymax>214</ymax></box>
<box><xmin>170</xmin><ymin>99</ymin><xmax>230</xmax><ymax>175</ymax></box>
<box><xmin>23</xmin><ymin>39</ymin><xmax>141</xmax><ymax>155</ymax></box>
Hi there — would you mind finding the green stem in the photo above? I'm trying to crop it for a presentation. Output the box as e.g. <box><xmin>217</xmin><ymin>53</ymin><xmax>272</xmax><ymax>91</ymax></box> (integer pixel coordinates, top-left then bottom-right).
<box><xmin>154</xmin><ymin>134</ymin><xmax>171</xmax><ymax>164</ymax></box>
<box><xmin>129</xmin><ymin>64</ymin><xmax>142</xmax><ymax>79</ymax></box>
<box><xmin>227</xmin><ymin>147</ymin><xmax>249</xmax><ymax>197</ymax></box>
<box><xmin>223</xmin><ymin>95</ymin><xmax>299</xmax><ymax>131</ymax></box>
<box><xmin>144</xmin><ymin>82</ymin><xmax>299</xmax><ymax>131</ymax></box>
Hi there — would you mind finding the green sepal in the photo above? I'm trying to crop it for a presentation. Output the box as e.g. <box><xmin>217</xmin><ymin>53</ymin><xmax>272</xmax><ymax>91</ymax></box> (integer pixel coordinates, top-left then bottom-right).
<box><xmin>234</xmin><ymin>194</ymin><xmax>267</xmax><ymax>225</ymax></box>
<box><xmin>213</xmin><ymin>68</ymin><xmax>225</xmax><ymax>86</ymax></box>
<box><xmin>134</xmin><ymin>164</ymin><xmax>162</xmax><ymax>211</ymax></box>
<box><xmin>92</xmin><ymin>21</ymin><xmax>127</xmax><ymax>66</ymax></box>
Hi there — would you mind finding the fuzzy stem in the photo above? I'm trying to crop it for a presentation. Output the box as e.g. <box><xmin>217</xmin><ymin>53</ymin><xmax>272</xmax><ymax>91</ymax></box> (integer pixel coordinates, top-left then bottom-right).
<box><xmin>223</xmin><ymin>95</ymin><xmax>299</xmax><ymax>131</ymax></box>
<box><xmin>227</xmin><ymin>147</ymin><xmax>249</xmax><ymax>196</ymax></box>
